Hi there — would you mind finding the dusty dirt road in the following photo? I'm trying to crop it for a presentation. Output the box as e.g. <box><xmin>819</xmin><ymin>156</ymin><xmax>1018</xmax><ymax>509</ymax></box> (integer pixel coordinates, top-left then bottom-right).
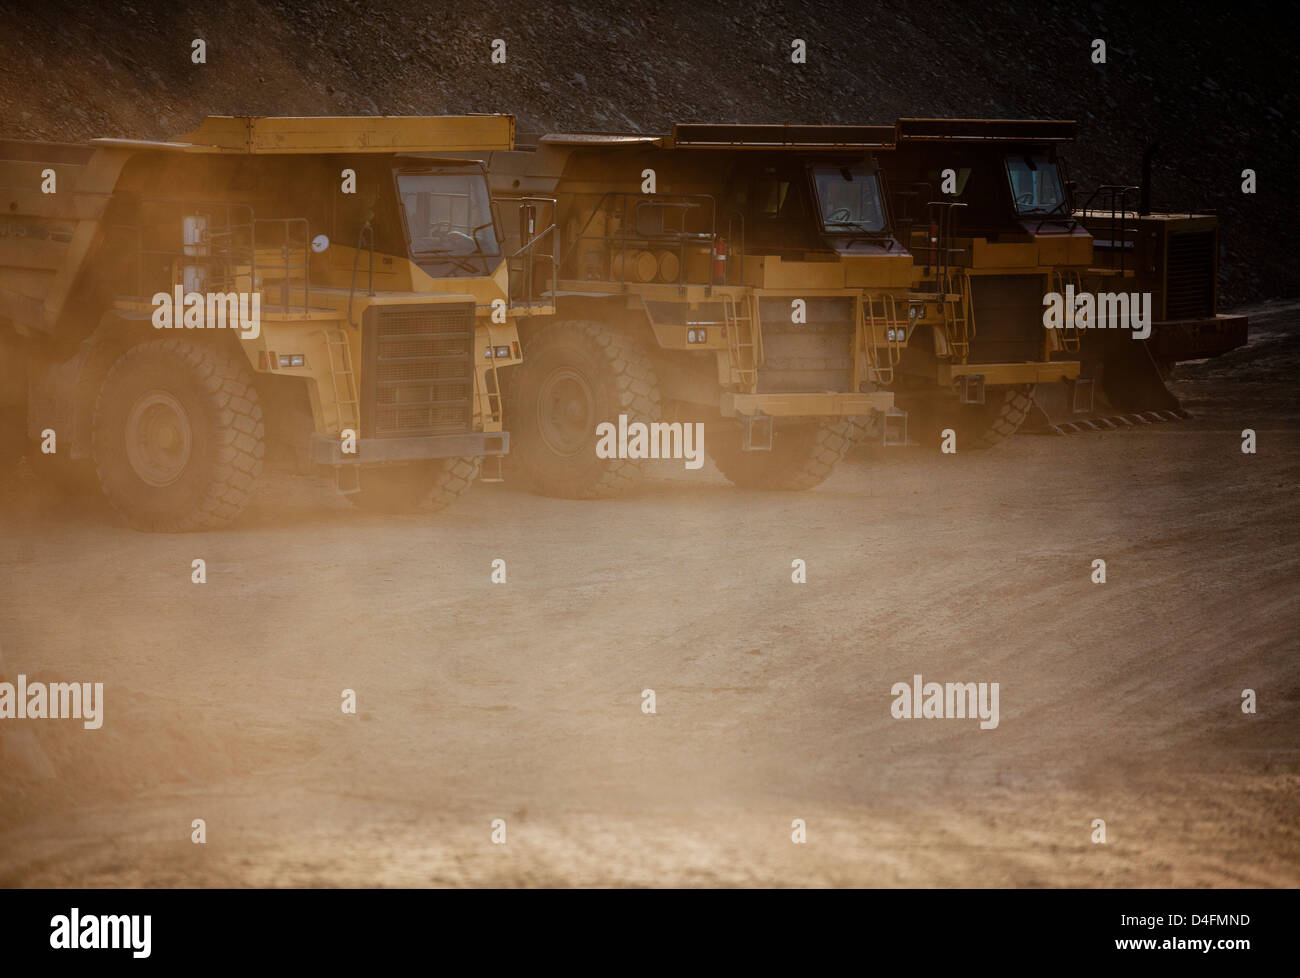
<box><xmin>1</xmin><ymin>305</ymin><xmax>1297</xmax><ymax>888</ymax></box>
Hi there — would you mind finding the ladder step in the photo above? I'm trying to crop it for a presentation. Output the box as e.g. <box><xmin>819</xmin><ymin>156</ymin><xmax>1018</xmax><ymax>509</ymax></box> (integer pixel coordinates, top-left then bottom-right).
<box><xmin>881</xmin><ymin>408</ymin><xmax>909</xmax><ymax>448</ymax></box>
<box><xmin>477</xmin><ymin>455</ymin><xmax>505</xmax><ymax>483</ymax></box>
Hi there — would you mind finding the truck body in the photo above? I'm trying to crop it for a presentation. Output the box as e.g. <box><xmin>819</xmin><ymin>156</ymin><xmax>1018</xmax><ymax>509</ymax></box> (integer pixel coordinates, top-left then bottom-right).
<box><xmin>880</xmin><ymin>118</ymin><xmax>1089</xmax><ymax>448</ymax></box>
<box><xmin>484</xmin><ymin>124</ymin><xmax>910</xmax><ymax>496</ymax></box>
<box><xmin>1</xmin><ymin>116</ymin><xmax>553</xmax><ymax>529</ymax></box>
<box><xmin>878</xmin><ymin>118</ymin><xmax>1248</xmax><ymax>439</ymax></box>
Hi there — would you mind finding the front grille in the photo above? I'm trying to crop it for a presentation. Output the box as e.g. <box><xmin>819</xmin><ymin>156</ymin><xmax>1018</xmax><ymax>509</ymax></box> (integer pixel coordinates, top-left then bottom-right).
<box><xmin>756</xmin><ymin>296</ymin><xmax>855</xmax><ymax>393</ymax></box>
<box><xmin>1165</xmin><ymin>230</ymin><xmax>1215</xmax><ymax>320</ymax></box>
<box><xmin>968</xmin><ymin>275</ymin><xmax>1044</xmax><ymax>363</ymax></box>
<box><xmin>362</xmin><ymin>303</ymin><xmax>475</xmax><ymax>438</ymax></box>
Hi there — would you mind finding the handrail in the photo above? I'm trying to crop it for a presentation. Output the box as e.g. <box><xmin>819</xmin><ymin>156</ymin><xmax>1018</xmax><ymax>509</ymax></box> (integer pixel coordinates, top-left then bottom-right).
<box><xmin>347</xmin><ymin>221</ymin><xmax>375</xmax><ymax>331</ymax></box>
<box><xmin>504</xmin><ymin>195</ymin><xmax>558</xmax><ymax>307</ymax></box>
<box><xmin>559</xmin><ymin>191</ymin><xmax>717</xmax><ymax>287</ymax></box>
<box><xmin>725</xmin><ymin>208</ymin><xmax>746</xmax><ymax>286</ymax></box>
<box><xmin>112</xmin><ymin>201</ymin><xmax>319</xmax><ymax>323</ymax></box>
<box><xmin>111</xmin><ymin>199</ymin><xmax>256</xmax><ymax>302</ymax></box>
<box><xmin>925</xmin><ymin>200</ymin><xmax>968</xmax><ymax>284</ymax></box>
<box><xmin>1078</xmin><ymin>184</ymin><xmax>1140</xmax><ymax>275</ymax></box>
<box><xmin>254</xmin><ymin>216</ymin><xmax>312</xmax><ymax>313</ymax></box>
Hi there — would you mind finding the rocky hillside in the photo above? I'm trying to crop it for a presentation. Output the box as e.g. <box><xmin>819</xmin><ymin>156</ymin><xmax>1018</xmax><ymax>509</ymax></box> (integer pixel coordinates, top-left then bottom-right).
<box><xmin>2</xmin><ymin>0</ymin><xmax>1295</xmax><ymax>304</ymax></box>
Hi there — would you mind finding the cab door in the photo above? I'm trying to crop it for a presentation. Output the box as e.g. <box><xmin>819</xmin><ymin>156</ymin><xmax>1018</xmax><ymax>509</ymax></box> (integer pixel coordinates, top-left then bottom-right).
<box><xmin>723</xmin><ymin>157</ymin><xmax>820</xmax><ymax>257</ymax></box>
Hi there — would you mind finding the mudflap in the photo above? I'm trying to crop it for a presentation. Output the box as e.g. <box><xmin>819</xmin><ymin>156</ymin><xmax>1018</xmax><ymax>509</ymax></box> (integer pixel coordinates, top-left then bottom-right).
<box><xmin>1025</xmin><ymin>335</ymin><xmax>1186</xmax><ymax>435</ymax></box>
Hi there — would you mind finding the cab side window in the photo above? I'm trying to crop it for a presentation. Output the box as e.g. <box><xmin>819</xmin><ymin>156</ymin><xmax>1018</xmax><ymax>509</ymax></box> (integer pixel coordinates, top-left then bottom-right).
<box><xmin>753</xmin><ymin>178</ymin><xmax>791</xmax><ymax>219</ymax></box>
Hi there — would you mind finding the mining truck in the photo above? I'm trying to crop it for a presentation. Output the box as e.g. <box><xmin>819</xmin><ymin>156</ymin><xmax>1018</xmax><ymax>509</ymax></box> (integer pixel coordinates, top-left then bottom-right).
<box><xmin>0</xmin><ymin>115</ymin><xmax>555</xmax><ymax>530</ymax></box>
<box><xmin>483</xmin><ymin>124</ymin><xmax>909</xmax><ymax>496</ymax></box>
<box><xmin>880</xmin><ymin>118</ymin><xmax>1090</xmax><ymax>449</ymax></box>
<box><xmin>880</xmin><ymin>118</ymin><xmax>1247</xmax><ymax>440</ymax></box>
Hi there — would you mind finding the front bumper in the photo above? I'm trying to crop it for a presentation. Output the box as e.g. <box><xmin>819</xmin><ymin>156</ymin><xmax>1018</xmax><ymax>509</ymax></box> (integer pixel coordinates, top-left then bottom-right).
<box><xmin>312</xmin><ymin>431</ymin><xmax>510</xmax><ymax>466</ymax></box>
<box><xmin>719</xmin><ymin>390</ymin><xmax>895</xmax><ymax>418</ymax></box>
<box><xmin>937</xmin><ymin>361</ymin><xmax>1081</xmax><ymax>386</ymax></box>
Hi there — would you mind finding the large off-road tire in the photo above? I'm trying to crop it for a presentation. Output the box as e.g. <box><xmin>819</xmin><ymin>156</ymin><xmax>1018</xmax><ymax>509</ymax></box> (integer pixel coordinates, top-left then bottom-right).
<box><xmin>507</xmin><ymin>320</ymin><xmax>661</xmax><ymax>498</ymax></box>
<box><xmin>902</xmin><ymin>384</ymin><xmax>1035</xmax><ymax>452</ymax></box>
<box><xmin>346</xmin><ymin>456</ymin><xmax>481</xmax><ymax>514</ymax></box>
<box><xmin>707</xmin><ymin>417</ymin><xmax>864</xmax><ymax>491</ymax></box>
<box><xmin>967</xmin><ymin>385</ymin><xmax>1035</xmax><ymax>448</ymax></box>
<box><xmin>92</xmin><ymin>338</ymin><xmax>264</xmax><ymax>532</ymax></box>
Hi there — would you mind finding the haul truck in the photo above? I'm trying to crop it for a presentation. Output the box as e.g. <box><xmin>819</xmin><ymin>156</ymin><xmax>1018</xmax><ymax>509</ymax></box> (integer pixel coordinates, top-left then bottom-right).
<box><xmin>0</xmin><ymin>116</ymin><xmax>554</xmax><ymax>530</ymax></box>
<box><xmin>880</xmin><ymin>118</ymin><xmax>1089</xmax><ymax>449</ymax></box>
<box><xmin>881</xmin><ymin>118</ymin><xmax>1247</xmax><ymax>439</ymax></box>
<box><xmin>484</xmin><ymin>124</ymin><xmax>910</xmax><ymax>496</ymax></box>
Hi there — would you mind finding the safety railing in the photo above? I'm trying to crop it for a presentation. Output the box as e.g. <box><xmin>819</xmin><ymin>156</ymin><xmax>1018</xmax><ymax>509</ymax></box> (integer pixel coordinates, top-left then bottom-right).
<box><xmin>111</xmin><ymin>200</ymin><xmax>314</xmax><ymax>317</ymax></box>
<box><xmin>498</xmin><ymin>196</ymin><xmax>559</xmax><ymax>308</ymax></box>
<box><xmin>724</xmin><ymin>208</ymin><xmax>746</xmax><ymax>286</ymax></box>
<box><xmin>253</xmin><ymin>217</ymin><xmax>311</xmax><ymax>313</ymax></box>
<box><xmin>1079</xmin><ymin>185</ymin><xmax>1140</xmax><ymax>275</ymax></box>
<box><xmin>1051</xmin><ymin>268</ymin><xmax>1084</xmax><ymax>353</ymax></box>
<box><xmin>722</xmin><ymin>291</ymin><xmax>760</xmax><ymax>390</ymax></box>
<box><xmin>347</xmin><ymin>221</ymin><xmax>374</xmax><ymax>331</ymax></box>
<box><xmin>861</xmin><ymin>291</ymin><xmax>908</xmax><ymax>385</ymax></box>
<box><xmin>559</xmin><ymin>192</ymin><xmax>717</xmax><ymax>288</ymax></box>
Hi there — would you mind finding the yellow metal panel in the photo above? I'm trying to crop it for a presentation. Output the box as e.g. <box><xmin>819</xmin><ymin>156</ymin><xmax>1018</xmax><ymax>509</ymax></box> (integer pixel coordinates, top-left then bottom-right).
<box><xmin>174</xmin><ymin>116</ymin><xmax>515</xmax><ymax>154</ymax></box>
<box><xmin>5</xmin><ymin>186</ymin><xmax>112</xmax><ymax>221</ymax></box>
<box><xmin>172</xmin><ymin>116</ymin><xmax>250</xmax><ymax>152</ymax></box>
<box><xmin>721</xmin><ymin>391</ymin><xmax>894</xmax><ymax>417</ymax></box>
<box><xmin>1037</xmin><ymin>234</ymin><xmax>1092</xmax><ymax>268</ymax></box>
<box><xmin>1036</xmin><ymin>235</ymin><xmax>1070</xmax><ymax>266</ymax></box>
<box><xmin>0</xmin><ymin>236</ymin><xmax>68</xmax><ymax>272</ymax></box>
<box><xmin>970</xmin><ymin>239</ymin><xmax>1037</xmax><ymax>268</ymax></box>
<box><xmin>844</xmin><ymin>253</ymin><xmax>913</xmax><ymax>288</ymax></box>
<box><xmin>938</xmin><ymin>361</ymin><xmax>1080</xmax><ymax>385</ymax></box>
<box><xmin>748</xmin><ymin>256</ymin><xmax>845</xmax><ymax>289</ymax></box>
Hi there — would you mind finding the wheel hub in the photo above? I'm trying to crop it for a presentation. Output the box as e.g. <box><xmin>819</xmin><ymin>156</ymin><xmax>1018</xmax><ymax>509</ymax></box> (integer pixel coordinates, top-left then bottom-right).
<box><xmin>124</xmin><ymin>390</ymin><xmax>193</xmax><ymax>487</ymax></box>
<box><xmin>536</xmin><ymin>367</ymin><xmax>595</xmax><ymax>457</ymax></box>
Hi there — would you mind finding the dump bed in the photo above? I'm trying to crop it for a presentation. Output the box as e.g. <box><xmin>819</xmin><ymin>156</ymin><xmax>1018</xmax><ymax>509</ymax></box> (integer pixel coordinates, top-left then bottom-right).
<box><xmin>0</xmin><ymin>116</ymin><xmax>517</xmax><ymax>339</ymax></box>
<box><xmin>0</xmin><ymin>138</ymin><xmax>128</xmax><ymax>337</ymax></box>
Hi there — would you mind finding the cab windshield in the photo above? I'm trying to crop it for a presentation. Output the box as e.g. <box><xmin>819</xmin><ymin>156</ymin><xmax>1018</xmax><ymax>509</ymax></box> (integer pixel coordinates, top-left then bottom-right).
<box><xmin>398</xmin><ymin>171</ymin><xmax>500</xmax><ymax>257</ymax></box>
<box><xmin>811</xmin><ymin>164</ymin><xmax>886</xmax><ymax>233</ymax></box>
<box><xmin>1005</xmin><ymin>153</ymin><xmax>1067</xmax><ymax>215</ymax></box>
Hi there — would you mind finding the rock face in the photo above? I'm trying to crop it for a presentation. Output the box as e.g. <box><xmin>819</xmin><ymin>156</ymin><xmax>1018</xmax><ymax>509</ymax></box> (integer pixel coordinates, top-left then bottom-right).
<box><xmin>1</xmin><ymin>0</ymin><xmax>1294</xmax><ymax>305</ymax></box>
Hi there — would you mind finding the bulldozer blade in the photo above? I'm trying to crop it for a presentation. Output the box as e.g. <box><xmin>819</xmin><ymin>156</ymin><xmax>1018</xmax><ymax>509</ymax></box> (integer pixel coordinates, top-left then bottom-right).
<box><xmin>1025</xmin><ymin>336</ymin><xmax>1187</xmax><ymax>435</ymax></box>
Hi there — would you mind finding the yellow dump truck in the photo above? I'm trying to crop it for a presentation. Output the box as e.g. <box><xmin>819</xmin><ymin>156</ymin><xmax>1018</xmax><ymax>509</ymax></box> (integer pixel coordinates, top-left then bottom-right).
<box><xmin>880</xmin><ymin>118</ymin><xmax>1247</xmax><ymax>439</ymax></box>
<box><xmin>0</xmin><ymin>115</ymin><xmax>555</xmax><ymax>530</ymax></box>
<box><xmin>485</xmin><ymin>124</ymin><xmax>909</xmax><ymax>496</ymax></box>
<box><xmin>880</xmin><ymin>119</ymin><xmax>1089</xmax><ymax>448</ymax></box>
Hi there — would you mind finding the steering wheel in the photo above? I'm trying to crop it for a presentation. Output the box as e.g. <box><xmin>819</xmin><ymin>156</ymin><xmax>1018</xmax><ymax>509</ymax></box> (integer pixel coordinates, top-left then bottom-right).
<box><xmin>827</xmin><ymin>206</ymin><xmax>852</xmax><ymax>223</ymax></box>
<box><xmin>1017</xmin><ymin>192</ymin><xmax>1035</xmax><ymax>206</ymax></box>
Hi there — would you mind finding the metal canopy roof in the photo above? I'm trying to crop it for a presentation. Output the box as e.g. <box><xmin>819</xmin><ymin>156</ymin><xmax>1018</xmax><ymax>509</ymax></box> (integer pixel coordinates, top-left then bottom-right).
<box><xmin>538</xmin><ymin>133</ymin><xmax>664</xmax><ymax>147</ymax></box>
<box><xmin>895</xmin><ymin>118</ymin><xmax>1078</xmax><ymax>143</ymax></box>
<box><xmin>669</xmin><ymin>123</ymin><xmax>895</xmax><ymax>149</ymax></box>
<box><xmin>156</xmin><ymin>115</ymin><xmax>516</xmax><ymax>154</ymax></box>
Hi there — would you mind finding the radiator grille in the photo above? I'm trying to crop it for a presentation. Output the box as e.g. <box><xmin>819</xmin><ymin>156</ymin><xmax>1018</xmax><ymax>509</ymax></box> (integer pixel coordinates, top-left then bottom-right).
<box><xmin>968</xmin><ymin>275</ymin><xmax>1044</xmax><ymax>363</ymax></box>
<box><xmin>364</xmin><ymin>303</ymin><xmax>475</xmax><ymax>437</ymax></box>
<box><xmin>1165</xmin><ymin>230</ymin><xmax>1215</xmax><ymax>320</ymax></box>
<box><xmin>756</xmin><ymin>296</ymin><xmax>855</xmax><ymax>393</ymax></box>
